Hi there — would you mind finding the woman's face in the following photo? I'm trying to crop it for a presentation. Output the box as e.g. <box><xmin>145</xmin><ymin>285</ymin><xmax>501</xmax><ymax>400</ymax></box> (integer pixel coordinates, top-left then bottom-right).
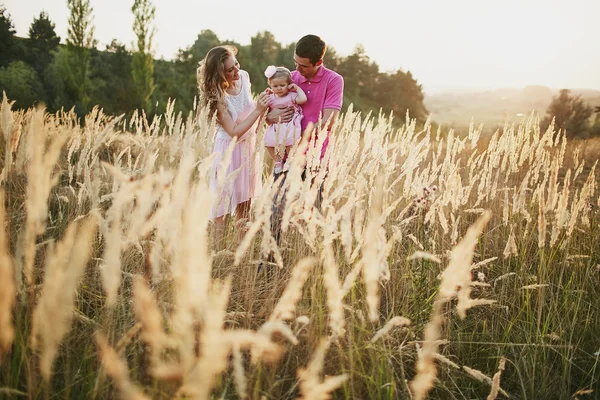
<box><xmin>223</xmin><ymin>55</ymin><xmax>240</xmax><ymax>86</ymax></box>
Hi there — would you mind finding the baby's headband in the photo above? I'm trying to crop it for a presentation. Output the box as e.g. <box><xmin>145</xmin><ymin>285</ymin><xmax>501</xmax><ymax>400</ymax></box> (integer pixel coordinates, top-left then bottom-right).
<box><xmin>264</xmin><ymin>65</ymin><xmax>291</xmax><ymax>79</ymax></box>
<box><xmin>264</xmin><ymin>65</ymin><xmax>277</xmax><ymax>79</ymax></box>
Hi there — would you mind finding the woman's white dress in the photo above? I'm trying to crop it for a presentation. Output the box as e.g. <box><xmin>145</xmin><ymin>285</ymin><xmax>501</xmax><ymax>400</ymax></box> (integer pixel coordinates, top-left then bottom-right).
<box><xmin>209</xmin><ymin>70</ymin><xmax>262</xmax><ymax>220</ymax></box>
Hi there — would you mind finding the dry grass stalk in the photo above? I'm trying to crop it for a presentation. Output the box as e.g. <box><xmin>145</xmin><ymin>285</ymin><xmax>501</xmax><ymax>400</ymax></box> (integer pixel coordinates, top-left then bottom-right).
<box><xmin>132</xmin><ymin>277</ymin><xmax>168</xmax><ymax>368</ymax></box>
<box><xmin>16</xmin><ymin>109</ymin><xmax>71</xmax><ymax>289</ymax></box>
<box><xmin>31</xmin><ymin>214</ymin><xmax>98</xmax><ymax>380</ymax></box>
<box><xmin>538</xmin><ymin>188</ymin><xmax>547</xmax><ymax>248</ymax></box>
<box><xmin>322</xmin><ymin>230</ymin><xmax>346</xmax><ymax>338</ymax></box>
<box><xmin>167</xmin><ymin>169</ymin><xmax>214</xmax><ymax>372</ymax></box>
<box><xmin>446</xmin><ymin>211</ymin><xmax>492</xmax><ymax>319</ymax></box>
<box><xmin>520</xmin><ymin>284</ymin><xmax>549</xmax><ymax>290</ymax></box>
<box><xmin>115</xmin><ymin>322</ymin><xmax>142</xmax><ymax>354</ymax></box>
<box><xmin>222</xmin><ymin>330</ymin><xmax>283</xmax><ymax>365</ymax></box>
<box><xmin>257</xmin><ymin>321</ymin><xmax>299</xmax><ymax>345</ymax></box>
<box><xmin>297</xmin><ymin>338</ymin><xmax>349</xmax><ymax>400</ymax></box>
<box><xmin>268</xmin><ymin>257</ymin><xmax>316</xmax><ymax>323</ymax></box>
<box><xmin>408</xmin><ymin>251</ymin><xmax>441</xmax><ymax>263</ymax></box>
<box><xmin>0</xmin><ymin>190</ymin><xmax>15</xmax><ymax>361</ymax></box>
<box><xmin>362</xmin><ymin>173</ymin><xmax>385</xmax><ymax>322</ymax></box>
<box><xmin>434</xmin><ymin>352</ymin><xmax>460</xmax><ymax>369</ymax></box>
<box><xmin>410</xmin><ymin>212</ymin><xmax>492</xmax><ymax>400</ymax></box>
<box><xmin>92</xmin><ymin>322</ymin><xmax>143</xmax><ymax>399</ymax></box>
<box><xmin>95</xmin><ymin>332</ymin><xmax>150</xmax><ymax>400</ymax></box>
<box><xmin>0</xmin><ymin>95</ymin><xmax>15</xmax><ymax>181</ymax></box>
<box><xmin>180</xmin><ymin>277</ymin><xmax>232</xmax><ymax>399</ymax></box>
<box><xmin>463</xmin><ymin>365</ymin><xmax>493</xmax><ymax>384</ymax></box>
<box><xmin>572</xmin><ymin>389</ymin><xmax>594</xmax><ymax>397</ymax></box>
<box><xmin>371</xmin><ymin>316</ymin><xmax>411</xmax><ymax>343</ymax></box>
<box><xmin>232</xmin><ymin>343</ymin><xmax>248</xmax><ymax>400</ymax></box>
<box><xmin>487</xmin><ymin>356</ymin><xmax>507</xmax><ymax>400</ymax></box>
<box><xmin>463</xmin><ymin>364</ymin><xmax>509</xmax><ymax>397</ymax></box>
<box><xmin>503</xmin><ymin>228</ymin><xmax>518</xmax><ymax>258</ymax></box>
<box><xmin>471</xmin><ymin>257</ymin><xmax>498</xmax><ymax>270</ymax></box>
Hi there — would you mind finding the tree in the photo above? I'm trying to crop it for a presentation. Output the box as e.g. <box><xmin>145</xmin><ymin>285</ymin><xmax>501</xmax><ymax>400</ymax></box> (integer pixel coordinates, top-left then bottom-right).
<box><xmin>373</xmin><ymin>70</ymin><xmax>428</xmax><ymax>123</ymax></box>
<box><xmin>89</xmin><ymin>40</ymin><xmax>136</xmax><ymax>115</ymax></box>
<box><xmin>541</xmin><ymin>89</ymin><xmax>594</xmax><ymax>138</ymax></box>
<box><xmin>131</xmin><ymin>0</ymin><xmax>156</xmax><ymax>112</ymax></box>
<box><xmin>0</xmin><ymin>5</ymin><xmax>20</xmax><ymax>68</ymax></box>
<box><xmin>178</xmin><ymin>29</ymin><xmax>220</xmax><ymax>65</ymax></box>
<box><xmin>26</xmin><ymin>11</ymin><xmax>60</xmax><ymax>77</ymax></box>
<box><xmin>65</xmin><ymin>0</ymin><xmax>97</xmax><ymax>113</ymax></box>
<box><xmin>336</xmin><ymin>45</ymin><xmax>380</xmax><ymax>113</ymax></box>
<box><xmin>0</xmin><ymin>61</ymin><xmax>45</xmax><ymax>108</ymax></box>
<box><xmin>589</xmin><ymin>106</ymin><xmax>600</xmax><ymax>137</ymax></box>
<box><xmin>243</xmin><ymin>31</ymin><xmax>280</xmax><ymax>93</ymax></box>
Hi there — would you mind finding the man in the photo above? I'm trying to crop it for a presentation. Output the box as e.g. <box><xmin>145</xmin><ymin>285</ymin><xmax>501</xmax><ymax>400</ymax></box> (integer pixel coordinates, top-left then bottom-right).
<box><xmin>266</xmin><ymin>34</ymin><xmax>344</xmax><ymax>249</ymax></box>
<box><xmin>267</xmin><ymin>34</ymin><xmax>344</xmax><ymax>166</ymax></box>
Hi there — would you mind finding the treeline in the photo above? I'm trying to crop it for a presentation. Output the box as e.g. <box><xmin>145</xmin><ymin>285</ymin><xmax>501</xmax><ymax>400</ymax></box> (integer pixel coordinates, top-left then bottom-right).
<box><xmin>0</xmin><ymin>2</ymin><xmax>428</xmax><ymax>124</ymax></box>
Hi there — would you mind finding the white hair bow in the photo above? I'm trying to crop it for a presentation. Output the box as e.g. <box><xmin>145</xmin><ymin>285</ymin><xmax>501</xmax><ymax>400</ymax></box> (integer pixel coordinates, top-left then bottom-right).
<box><xmin>264</xmin><ymin>65</ymin><xmax>277</xmax><ymax>79</ymax></box>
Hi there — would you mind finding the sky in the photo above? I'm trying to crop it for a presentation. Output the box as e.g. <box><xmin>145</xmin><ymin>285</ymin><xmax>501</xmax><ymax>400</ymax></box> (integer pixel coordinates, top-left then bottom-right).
<box><xmin>5</xmin><ymin>0</ymin><xmax>600</xmax><ymax>94</ymax></box>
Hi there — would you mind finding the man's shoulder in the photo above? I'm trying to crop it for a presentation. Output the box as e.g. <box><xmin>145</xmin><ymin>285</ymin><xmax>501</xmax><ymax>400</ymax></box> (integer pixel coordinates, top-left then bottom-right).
<box><xmin>322</xmin><ymin>66</ymin><xmax>343</xmax><ymax>83</ymax></box>
<box><xmin>291</xmin><ymin>70</ymin><xmax>302</xmax><ymax>83</ymax></box>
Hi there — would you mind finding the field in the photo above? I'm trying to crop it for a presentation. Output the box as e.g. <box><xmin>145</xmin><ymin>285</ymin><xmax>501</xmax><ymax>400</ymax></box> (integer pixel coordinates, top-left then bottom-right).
<box><xmin>0</xmin><ymin>95</ymin><xmax>599</xmax><ymax>399</ymax></box>
<box><xmin>424</xmin><ymin>86</ymin><xmax>600</xmax><ymax>134</ymax></box>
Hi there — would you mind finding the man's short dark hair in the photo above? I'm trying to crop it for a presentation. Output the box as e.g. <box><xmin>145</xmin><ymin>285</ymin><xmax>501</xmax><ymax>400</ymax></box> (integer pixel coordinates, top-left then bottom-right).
<box><xmin>295</xmin><ymin>34</ymin><xmax>327</xmax><ymax>66</ymax></box>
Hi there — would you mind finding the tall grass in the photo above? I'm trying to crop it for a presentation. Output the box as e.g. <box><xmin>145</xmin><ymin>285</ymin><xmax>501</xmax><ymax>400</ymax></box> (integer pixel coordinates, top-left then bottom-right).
<box><xmin>0</xmin><ymin>92</ymin><xmax>599</xmax><ymax>399</ymax></box>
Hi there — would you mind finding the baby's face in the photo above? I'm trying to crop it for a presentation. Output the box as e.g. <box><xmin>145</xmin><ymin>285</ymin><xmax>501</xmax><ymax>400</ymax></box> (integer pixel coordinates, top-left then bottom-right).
<box><xmin>269</xmin><ymin>77</ymin><xmax>289</xmax><ymax>97</ymax></box>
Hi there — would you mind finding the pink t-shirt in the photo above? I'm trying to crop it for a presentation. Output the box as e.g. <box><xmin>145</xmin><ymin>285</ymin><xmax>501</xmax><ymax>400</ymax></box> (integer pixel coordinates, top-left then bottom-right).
<box><xmin>291</xmin><ymin>66</ymin><xmax>344</xmax><ymax>159</ymax></box>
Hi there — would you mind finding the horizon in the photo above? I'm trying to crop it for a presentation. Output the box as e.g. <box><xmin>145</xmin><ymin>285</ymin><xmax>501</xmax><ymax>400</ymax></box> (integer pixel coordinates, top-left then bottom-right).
<box><xmin>5</xmin><ymin>0</ymin><xmax>600</xmax><ymax>93</ymax></box>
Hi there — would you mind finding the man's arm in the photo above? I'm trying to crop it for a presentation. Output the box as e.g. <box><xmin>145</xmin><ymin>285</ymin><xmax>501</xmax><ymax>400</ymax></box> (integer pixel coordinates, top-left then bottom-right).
<box><xmin>266</xmin><ymin>106</ymin><xmax>294</xmax><ymax>125</ymax></box>
<box><xmin>321</xmin><ymin>73</ymin><xmax>344</xmax><ymax>131</ymax></box>
<box><xmin>321</xmin><ymin>108</ymin><xmax>340</xmax><ymax>131</ymax></box>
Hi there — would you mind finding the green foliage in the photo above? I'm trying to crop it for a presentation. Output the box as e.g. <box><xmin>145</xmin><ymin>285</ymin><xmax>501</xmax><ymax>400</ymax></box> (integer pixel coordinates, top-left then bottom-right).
<box><xmin>177</xmin><ymin>29</ymin><xmax>220</xmax><ymax>65</ymax></box>
<box><xmin>0</xmin><ymin>5</ymin><xmax>21</xmax><ymax>68</ymax></box>
<box><xmin>26</xmin><ymin>11</ymin><xmax>60</xmax><ymax>76</ymax></box>
<box><xmin>65</xmin><ymin>0</ymin><xmax>96</xmax><ymax>113</ymax></box>
<box><xmin>153</xmin><ymin>58</ymin><xmax>194</xmax><ymax>117</ymax></box>
<box><xmin>244</xmin><ymin>31</ymin><xmax>281</xmax><ymax>92</ymax></box>
<box><xmin>541</xmin><ymin>89</ymin><xmax>595</xmax><ymax>138</ymax></box>
<box><xmin>591</xmin><ymin>108</ymin><xmax>600</xmax><ymax>137</ymax></box>
<box><xmin>0</xmin><ymin>61</ymin><xmax>44</xmax><ymax>108</ymax></box>
<box><xmin>89</xmin><ymin>40</ymin><xmax>137</xmax><ymax>115</ymax></box>
<box><xmin>131</xmin><ymin>52</ymin><xmax>155</xmax><ymax>112</ymax></box>
<box><xmin>375</xmin><ymin>70</ymin><xmax>428</xmax><ymax>123</ymax></box>
<box><xmin>1</xmin><ymin>0</ymin><xmax>430</xmax><ymax>127</ymax></box>
<box><xmin>131</xmin><ymin>0</ymin><xmax>156</xmax><ymax>112</ymax></box>
<box><xmin>44</xmin><ymin>46</ymin><xmax>76</xmax><ymax>112</ymax></box>
<box><xmin>66</xmin><ymin>0</ymin><xmax>96</xmax><ymax>49</ymax></box>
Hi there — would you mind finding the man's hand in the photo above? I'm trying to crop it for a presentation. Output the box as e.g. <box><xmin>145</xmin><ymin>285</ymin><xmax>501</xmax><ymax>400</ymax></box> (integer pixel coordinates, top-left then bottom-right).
<box><xmin>266</xmin><ymin>106</ymin><xmax>294</xmax><ymax>125</ymax></box>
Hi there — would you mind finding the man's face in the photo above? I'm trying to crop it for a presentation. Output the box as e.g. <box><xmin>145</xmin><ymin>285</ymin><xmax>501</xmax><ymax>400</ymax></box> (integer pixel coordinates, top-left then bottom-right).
<box><xmin>294</xmin><ymin>54</ymin><xmax>321</xmax><ymax>79</ymax></box>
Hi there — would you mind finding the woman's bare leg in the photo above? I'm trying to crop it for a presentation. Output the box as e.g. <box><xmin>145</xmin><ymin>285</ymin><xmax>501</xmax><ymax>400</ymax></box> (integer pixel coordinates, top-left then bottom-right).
<box><xmin>212</xmin><ymin>216</ymin><xmax>226</xmax><ymax>250</ymax></box>
<box><xmin>235</xmin><ymin>200</ymin><xmax>251</xmax><ymax>240</ymax></box>
<box><xmin>265</xmin><ymin>146</ymin><xmax>277</xmax><ymax>162</ymax></box>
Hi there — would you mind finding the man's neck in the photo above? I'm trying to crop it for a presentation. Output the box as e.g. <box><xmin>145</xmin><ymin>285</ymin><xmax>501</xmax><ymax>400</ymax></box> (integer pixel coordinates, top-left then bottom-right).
<box><xmin>305</xmin><ymin>65</ymin><xmax>322</xmax><ymax>80</ymax></box>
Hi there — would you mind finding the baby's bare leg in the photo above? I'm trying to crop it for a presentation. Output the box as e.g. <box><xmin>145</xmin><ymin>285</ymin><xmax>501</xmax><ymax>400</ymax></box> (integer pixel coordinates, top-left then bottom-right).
<box><xmin>265</xmin><ymin>146</ymin><xmax>278</xmax><ymax>161</ymax></box>
<box><xmin>285</xmin><ymin>145</ymin><xmax>295</xmax><ymax>158</ymax></box>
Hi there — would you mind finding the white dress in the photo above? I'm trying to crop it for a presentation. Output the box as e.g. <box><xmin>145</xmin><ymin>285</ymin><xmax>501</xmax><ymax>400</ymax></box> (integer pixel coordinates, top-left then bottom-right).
<box><xmin>209</xmin><ymin>70</ymin><xmax>262</xmax><ymax>220</ymax></box>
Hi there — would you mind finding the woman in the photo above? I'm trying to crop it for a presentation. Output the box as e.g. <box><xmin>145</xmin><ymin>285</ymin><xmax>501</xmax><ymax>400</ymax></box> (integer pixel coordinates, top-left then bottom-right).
<box><xmin>197</xmin><ymin>45</ymin><xmax>269</xmax><ymax>242</ymax></box>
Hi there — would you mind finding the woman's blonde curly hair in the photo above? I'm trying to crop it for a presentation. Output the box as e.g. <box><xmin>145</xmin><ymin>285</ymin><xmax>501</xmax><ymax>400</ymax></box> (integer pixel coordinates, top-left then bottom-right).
<box><xmin>197</xmin><ymin>45</ymin><xmax>238</xmax><ymax>117</ymax></box>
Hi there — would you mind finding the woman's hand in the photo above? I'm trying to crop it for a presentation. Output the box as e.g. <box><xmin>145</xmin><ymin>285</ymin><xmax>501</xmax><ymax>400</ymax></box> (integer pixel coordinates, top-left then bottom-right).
<box><xmin>256</xmin><ymin>91</ymin><xmax>270</xmax><ymax>113</ymax></box>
